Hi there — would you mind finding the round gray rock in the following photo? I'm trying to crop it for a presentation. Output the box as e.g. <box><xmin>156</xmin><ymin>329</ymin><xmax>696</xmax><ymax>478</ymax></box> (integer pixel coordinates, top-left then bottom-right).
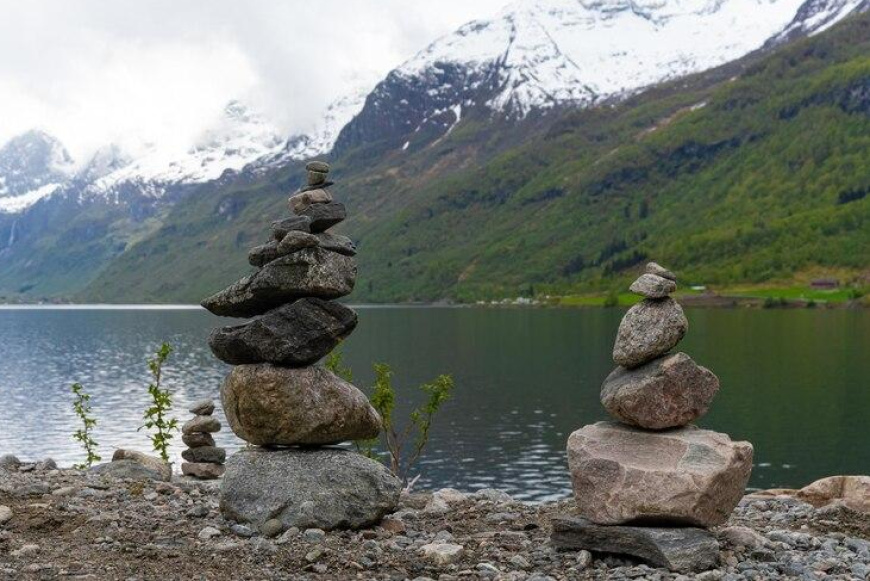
<box><xmin>612</xmin><ymin>297</ymin><xmax>688</xmax><ymax>368</ymax></box>
<box><xmin>630</xmin><ymin>273</ymin><xmax>677</xmax><ymax>298</ymax></box>
<box><xmin>220</xmin><ymin>447</ymin><xmax>401</xmax><ymax>531</ymax></box>
<box><xmin>601</xmin><ymin>352</ymin><xmax>719</xmax><ymax>430</ymax></box>
<box><xmin>221</xmin><ymin>364</ymin><xmax>381</xmax><ymax>446</ymax></box>
<box><xmin>646</xmin><ymin>262</ymin><xmax>676</xmax><ymax>281</ymax></box>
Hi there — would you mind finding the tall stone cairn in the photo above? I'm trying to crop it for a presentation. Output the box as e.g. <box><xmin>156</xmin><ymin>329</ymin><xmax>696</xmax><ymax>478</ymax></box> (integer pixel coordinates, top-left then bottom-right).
<box><xmin>202</xmin><ymin>161</ymin><xmax>401</xmax><ymax>533</ymax></box>
<box><xmin>180</xmin><ymin>399</ymin><xmax>225</xmax><ymax>480</ymax></box>
<box><xmin>552</xmin><ymin>262</ymin><xmax>754</xmax><ymax>573</ymax></box>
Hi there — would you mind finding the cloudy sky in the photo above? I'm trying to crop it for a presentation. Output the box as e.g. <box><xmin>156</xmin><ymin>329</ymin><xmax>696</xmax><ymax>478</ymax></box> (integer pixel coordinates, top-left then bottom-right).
<box><xmin>0</xmin><ymin>0</ymin><xmax>508</xmax><ymax>162</ymax></box>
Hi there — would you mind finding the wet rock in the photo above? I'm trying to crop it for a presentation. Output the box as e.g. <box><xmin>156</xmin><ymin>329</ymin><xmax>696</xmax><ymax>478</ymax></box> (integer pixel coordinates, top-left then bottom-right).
<box><xmin>277</xmin><ymin>230</ymin><xmax>320</xmax><ymax>255</ymax></box>
<box><xmin>630</xmin><ymin>274</ymin><xmax>677</xmax><ymax>298</ymax></box>
<box><xmin>316</xmin><ymin>232</ymin><xmax>356</xmax><ymax>256</ymax></box>
<box><xmin>299</xmin><ymin>202</ymin><xmax>347</xmax><ymax>233</ymax></box>
<box><xmin>289</xmin><ymin>189</ymin><xmax>333</xmax><ymax>214</ymax></box>
<box><xmin>221</xmin><ymin>364</ymin><xmax>381</xmax><ymax>446</ymax></box>
<box><xmin>600</xmin><ymin>352</ymin><xmax>719</xmax><ymax>430</ymax></box>
<box><xmin>201</xmin><ymin>248</ymin><xmax>356</xmax><ymax>318</ymax></box>
<box><xmin>220</xmin><ymin>447</ymin><xmax>401</xmax><ymax>531</ymax></box>
<box><xmin>248</xmin><ymin>240</ymin><xmax>280</xmax><ymax>267</ymax></box>
<box><xmin>208</xmin><ymin>298</ymin><xmax>357</xmax><ymax>366</ymax></box>
<box><xmin>567</xmin><ymin>421</ymin><xmax>753</xmax><ymax>527</ymax></box>
<box><xmin>612</xmin><ymin>297</ymin><xmax>688</xmax><ymax>368</ymax></box>
<box><xmin>271</xmin><ymin>216</ymin><xmax>312</xmax><ymax>241</ymax></box>
<box><xmin>182</xmin><ymin>432</ymin><xmax>216</xmax><ymax>448</ymax></box>
<box><xmin>189</xmin><ymin>399</ymin><xmax>216</xmax><ymax>416</ymax></box>
<box><xmin>181</xmin><ymin>447</ymin><xmax>226</xmax><ymax>464</ymax></box>
<box><xmin>182</xmin><ymin>462</ymin><xmax>225</xmax><ymax>480</ymax></box>
<box><xmin>182</xmin><ymin>416</ymin><xmax>221</xmax><ymax>435</ymax></box>
<box><xmin>551</xmin><ymin>516</ymin><xmax>719</xmax><ymax>573</ymax></box>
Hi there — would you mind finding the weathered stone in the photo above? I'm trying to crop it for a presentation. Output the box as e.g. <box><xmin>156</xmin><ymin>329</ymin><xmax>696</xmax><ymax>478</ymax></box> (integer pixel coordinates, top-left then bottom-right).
<box><xmin>220</xmin><ymin>447</ymin><xmax>401</xmax><ymax>531</ymax></box>
<box><xmin>316</xmin><ymin>232</ymin><xmax>356</xmax><ymax>256</ymax></box>
<box><xmin>182</xmin><ymin>462</ymin><xmax>225</xmax><ymax>480</ymax></box>
<box><xmin>420</xmin><ymin>543</ymin><xmax>465</xmax><ymax>566</ymax></box>
<box><xmin>208</xmin><ymin>298</ymin><xmax>357</xmax><ymax>366</ymax></box>
<box><xmin>612</xmin><ymin>297</ymin><xmax>688</xmax><ymax>368</ymax></box>
<box><xmin>271</xmin><ymin>216</ymin><xmax>312</xmax><ymax>241</ymax></box>
<box><xmin>0</xmin><ymin>505</ymin><xmax>12</xmax><ymax>525</ymax></box>
<box><xmin>276</xmin><ymin>230</ymin><xmax>320</xmax><ymax>255</ymax></box>
<box><xmin>182</xmin><ymin>432</ymin><xmax>216</xmax><ymax>448</ymax></box>
<box><xmin>646</xmin><ymin>262</ymin><xmax>677</xmax><ymax>281</ymax></box>
<box><xmin>289</xmin><ymin>189</ymin><xmax>333</xmax><ymax>214</ymax></box>
<box><xmin>795</xmin><ymin>475</ymin><xmax>870</xmax><ymax>512</ymax></box>
<box><xmin>189</xmin><ymin>399</ymin><xmax>216</xmax><ymax>416</ymax></box>
<box><xmin>719</xmin><ymin>526</ymin><xmax>769</xmax><ymax>550</ymax></box>
<box><xmin>567</xmin><ymin>422</ymin><xmax>753</xmax><ymax>527</ymax></box>
<box><xmin>201</xmin><ymin>248</ymin><xmax>356</xmax><ymax>318</ymax></box>
<box><xmin>308</xmin><ymin>170</ymin><xmax>328</xmax><ymax>186</ymax></box>
<box><xmin>306</xmin><ymin>161</ymin><xmax>330</xmax><ymax>173</ymax></box>
<box><xmin>90</xmin><ymin>459</ymin><xmax>170</xmax><ymax>482</ymax></box>
<box><xmin>299</xmin><ymin>202</ymin><xmax>346</xmax><ymax>233</ymax></box>
<box><xmin>600</xmin><ymin>352</ymin><xmax>719</xmax><ymax>429</ymax></box>
<box><xmin>630</xmin><ymin>273</ymin><xmax>677</xmax><ymax>298</ymax></box>
<box><xmin>221</xmin><ymin>364</ymin><xmax>381</xmax><ymax>446</ymax></box>
<box><xmin>299</xmin><ymin>181</ymin><xmax>334</xmax><ymax>193</ymax></box>
<box><xmin>182</xmin><ymin>416</ymin><xmax>221</xmax><ymax>435</ymax></box>
<box><xmin>182</xmin><ymin>446</ymin><xmax>227</xmax><ymax>464</ymax></box>
<box><xmin>248</xmin><ymin>240</ymin><xmax>280</xmax><ymax>267</ymax></box>
<box><xmin>551</xmin><ymin>516</ymin><xmax>719</xmax><ymax>573</ymax></box>
<box><xmin>109</xmin><ymin>450</ymin><xmax>172</xmax><ymax>481</ymax></box>
<box><xmin>0</xmin><ymin>455</ymin><xmax>21</xmax><ymax>471</ymax></box>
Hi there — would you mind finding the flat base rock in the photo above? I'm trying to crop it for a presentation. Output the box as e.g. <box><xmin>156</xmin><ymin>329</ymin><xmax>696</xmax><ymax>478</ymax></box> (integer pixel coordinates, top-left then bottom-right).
<box><xmin>568</xmin><ymin>422</ymin><xmax>753</xmax><ymax>527</ymax></box>
<box><xmin>551</xmin><ymin>516</ymin><xmax>719</xmax><ymax>573</ymax></box>
<box><xmin>220</xmin><ymin>447</ymin><xmax>401</xmax><ymax>531</ymax></box>
<box><xmin>208</xmin><ymin>298</ymin><xmax>357</xmax><ymax>366</ymax></box>
<box><xmin>182</xmin><ymin>462</ymin><xmax>225</xmax><ymax>480</ymax></box>
<box><xmin>201</xmin><ymin>247</ymin><xmax>356</xmax><ymax>318</ymax></box>
<box><xmin>221</xmin><ymin>364</ymin><xmax>381</xmax><ymax>446</ymax></box>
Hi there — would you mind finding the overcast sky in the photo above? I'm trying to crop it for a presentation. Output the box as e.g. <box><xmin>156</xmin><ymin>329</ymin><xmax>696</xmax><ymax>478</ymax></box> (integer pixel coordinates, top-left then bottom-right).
<box><xmin>0</xmin><ymin>0</ymin><xmax>508</xmax><ymax>162</ymax></box>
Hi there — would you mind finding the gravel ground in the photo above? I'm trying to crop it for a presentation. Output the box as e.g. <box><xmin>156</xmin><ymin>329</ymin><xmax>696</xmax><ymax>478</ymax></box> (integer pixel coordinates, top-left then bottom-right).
<box><xmin>1</xmin><ymin>461</ymin><xmax>868</xmax><ymax>580</ymax></box>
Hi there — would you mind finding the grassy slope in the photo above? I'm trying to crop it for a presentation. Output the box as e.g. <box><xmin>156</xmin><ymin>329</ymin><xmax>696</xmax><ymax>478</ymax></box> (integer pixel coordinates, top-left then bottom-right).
<box><xmin>81</xmin><ymin>14</ymin><xmax>870</xmax><ymax>303</ymax></box>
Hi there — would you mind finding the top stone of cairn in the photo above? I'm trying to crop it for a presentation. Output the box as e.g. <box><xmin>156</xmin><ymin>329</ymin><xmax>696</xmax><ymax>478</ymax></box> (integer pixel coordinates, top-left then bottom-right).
<box><xmin>306</xmin><ymin>161</ymin><xmax>330</xmax><ymax>173</ymax></box>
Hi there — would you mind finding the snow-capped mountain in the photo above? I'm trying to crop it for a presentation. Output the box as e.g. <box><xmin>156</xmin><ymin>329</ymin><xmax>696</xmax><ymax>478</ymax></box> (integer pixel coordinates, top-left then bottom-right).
<box><xmin>0</xmin><ymin>131</ymin><xmax>75</xmax><ymax>214</ymax></box>
<box><xmin>334</xmin><ymin>0</ymin><xmax>867</xmax><ymax>153</ymax></box>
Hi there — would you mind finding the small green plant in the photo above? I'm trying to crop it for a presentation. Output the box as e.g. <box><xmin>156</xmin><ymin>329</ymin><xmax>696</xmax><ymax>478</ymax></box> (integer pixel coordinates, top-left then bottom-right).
<box><xmin>70</xmin><ymin>383</ymin><xmax>100</xmax><ymax>468</ymax></box>
<box><xmin>324</xmin><ymin>347</ymin><xmax>353</xmax><ymax>382</ymax></box>
<box><xmin>138</xmin><ymin>343</ymin><xmax>178</xmax><ymax>462</ymax></box>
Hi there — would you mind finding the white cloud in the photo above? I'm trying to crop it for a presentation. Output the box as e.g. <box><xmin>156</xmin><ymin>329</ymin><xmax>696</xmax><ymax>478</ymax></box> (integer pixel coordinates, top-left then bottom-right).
<box><xmin>0</xmin><ymin>0</ymin><xmax>508</xmax><ymax>163</ymax></box>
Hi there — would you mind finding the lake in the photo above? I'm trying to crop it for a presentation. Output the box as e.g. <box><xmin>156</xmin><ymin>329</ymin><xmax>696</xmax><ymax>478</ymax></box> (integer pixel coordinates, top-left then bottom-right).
<box><xmin>0</xmin><ymin>305</ymin><xmax>867</xmax><ymax>502</ymax></box>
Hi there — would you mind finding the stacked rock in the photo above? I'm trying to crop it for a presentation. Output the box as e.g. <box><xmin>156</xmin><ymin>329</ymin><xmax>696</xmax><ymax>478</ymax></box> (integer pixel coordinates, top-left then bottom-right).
<box><xmin>180</xmin><ymin>399</ymin><xmax>225</xmax><ymax>480</ymax></box>
<box><xmin>201</xmin><ymin>161</ymin><xmax>401</xmax><ymax>533</ymax></box>
<box><xmin>553</xmin><ymin>262</ymin><xmax>754</xmax><ymax>573</ymax></box>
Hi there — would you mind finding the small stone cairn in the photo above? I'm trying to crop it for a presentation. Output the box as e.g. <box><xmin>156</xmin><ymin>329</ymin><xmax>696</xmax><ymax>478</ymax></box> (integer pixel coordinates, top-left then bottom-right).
<box><xmin>552</xmin><ymin>262</ymin><xmax>755</xmax><ymax>573</ymax></box>
<box><xmin>180</xmin><ymin>399</ymin><xmax>225</xmax><ymax>480</ymax></box>
<box><xmin>201</xmin><ymin>161</ymin><xmax>401</xmax><ymax>534</ymax></box>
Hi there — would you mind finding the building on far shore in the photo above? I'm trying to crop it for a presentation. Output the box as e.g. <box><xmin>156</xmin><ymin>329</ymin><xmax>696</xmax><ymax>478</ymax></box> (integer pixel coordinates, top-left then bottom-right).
<box><xmin>810</xmin><ymin>278</ymin><xmax>839</xmax><ymax>290</ymax></box>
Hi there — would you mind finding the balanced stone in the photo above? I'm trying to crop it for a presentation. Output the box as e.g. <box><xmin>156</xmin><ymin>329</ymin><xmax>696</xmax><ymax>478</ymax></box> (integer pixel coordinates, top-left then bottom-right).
<box><xmin>189</xmin><ymin>399</ymin><xmax>216</xmax><ymax>416</ymax></box>
<box><xmin>220</xmin><ymin>447</ymin><xmax>401</xmax><ymax>531</ymax></box>
<box><xmin>600</xmin><ymin>352</ymin><xmax>719</xmax><ymax>430</ymax></box>
<box><xmin>300</xmin><ymin>181</ymin><xmax>335</xmax><ymax>193</ymax></box>
<box><xmin>612</xmin><ymin>297</ymin><xmax>688</xmax><ymax>368</ymax></box>
<box><xmin>182</xmin><ymin>462</ymin><xmax>225</xmax><ymax>479</ymax></box>
<box><xmin>271</xmin><ymin>215</ymin><xmax>312</xmax><ymax>241</ymax></box>
<box><xmin>646</xmin><ymin>261</ymin><xmax>676</xmax><ymax>281</ymax></box>
<box><xmin>630</xmin><ymin>273</ymin><xmax>677</xmax><ymax>298</ymax></box>
<box><xmin>221</xmin><ymin>364</ymin><xmax>381</xmax><ymax>446</ymax></box>
<box><xmin>316</xmin><ymin>232</ymin><xmax>356</xmax><ymax>256</ymax></box>
<box><xmin>208</xmin><ymin>298</ymin><xmax>358</xmax><ymax>366</ymax></box>
<box><xmin>182</xmin><ymin>416</ymin><xmax>221</xmax><ymax>434</ymax></box>
<box><xmin>299</xmin><ymin>202</ymin><xmax>346</xmax><ymax>233</ymax></box>
<box><xmin>181</xmin><ymin>446</ymin><xmax>226</xmax><ymax>464</ymax></box>
<box><xmin>248</xmin><ymin>240</ymin><xmax>280</xmax><ymax>267</ymax></box>
<box><xmin>306</xmin><ymin>161</ymin><xmax>330</xmax><ymax>173</ymax></box>
<box><xmin>201</xmin><ymin>248</ymin><xmax>356</xmax><ymax>318</ymax></box>
<box><xmin>567</xmin><ymin>421</ymin><xmax>753</xmax><ymax>527</ymax></box>
<box><xmin>276</xmin><ymin>230</ymin><xmax>320</xmax><ymax>255</ymax></box>
<box><xmin>182</xmin><ymin>432</ymin><xmax>215</xmax><ymax>448</ymax></box>
<box><xmin>308</xmin><ymin>170</ymin><xmax>328</xmax><ymax>187</ymax></box>
<box><xmin>289</xmin><ymin>189</ymin><xmax>333</xmax><ymax>214</ymax></box>
<box><xmin>551</xmin><ymin>517</ymin><xmax>719</xmax><ymax>573</ymax></box>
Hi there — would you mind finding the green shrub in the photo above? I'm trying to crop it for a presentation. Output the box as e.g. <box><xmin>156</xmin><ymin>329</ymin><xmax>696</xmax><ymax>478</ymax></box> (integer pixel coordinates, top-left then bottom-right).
<box><xmin>71</xmin><ymin>383</ymin><xmax>100</xmax><ymax>468</ymax></box>
<box><xmin>138</xmin><ymin>343</ymin><xmax>178</xmax><ymax>462</ymax></box>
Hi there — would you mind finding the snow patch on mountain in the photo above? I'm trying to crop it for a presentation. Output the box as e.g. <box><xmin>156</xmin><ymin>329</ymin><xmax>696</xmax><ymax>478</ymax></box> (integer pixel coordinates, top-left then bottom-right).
<box><xmin>0</xmin><ymin>183</ymin><xmax>63</xmax><ymax>214</ymax></box>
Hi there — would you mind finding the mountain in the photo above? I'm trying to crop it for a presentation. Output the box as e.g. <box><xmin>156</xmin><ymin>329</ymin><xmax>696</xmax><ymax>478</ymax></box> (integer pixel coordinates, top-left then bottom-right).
<box><xmin>0</xmin><ymin>131</ymin><xmax>75</xmax><ymax>214</ymax></box>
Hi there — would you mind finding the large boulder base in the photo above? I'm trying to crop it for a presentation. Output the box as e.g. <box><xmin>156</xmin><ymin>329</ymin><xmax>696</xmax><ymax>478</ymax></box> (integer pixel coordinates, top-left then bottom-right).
<box><xmin>612</xmin><ymin>297</ymin><xmax>688</xmax><ymax>368</ymax></box>
<box><xmin>220</xmin><ymin>447</ymin><xmax>401</xmax><ymax>531</ymax></box>
<box><xmin>600</xmin><ymin>352</ymin><xmax>719</xmax><ymax>430</ymax></box>
<box><xmin>567</xmin><ymin>422</ymin><xmax>753</xmax><ymax>527</ymax></box>
<box><xmin>201</xmin><ymin>248</ymin><xmax>356</xmax><ymax>318</ymax></box>
<box><xmin>221</xmin><ymin>364</ymin><xmax>381</xmax><ymax>446</ymax></box>
<box><xmin>208</xmin><ymin>298</ymin><xmax>357</xmax><ymax>366</ymax></box>
<box><xmin>551</xmin><ymin>516</ymin><xmax>719</xmax><ymax>573</ymax></box>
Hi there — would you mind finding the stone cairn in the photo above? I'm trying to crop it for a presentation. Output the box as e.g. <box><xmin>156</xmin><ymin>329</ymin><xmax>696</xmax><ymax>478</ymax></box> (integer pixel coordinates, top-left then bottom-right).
<box><xmin>552</xmin><ymin>262</ymin><xmax>755</xmax><ymax>573</ymax></box>
<box><xmin>201</xmin><ymin>161</ymin><xmax>401</xmax><ymax>533</ymax></box>
<box><xmin>180</xmin><ymin>399</ymin><xmax>225</xmax><ymax>480</ymax></box>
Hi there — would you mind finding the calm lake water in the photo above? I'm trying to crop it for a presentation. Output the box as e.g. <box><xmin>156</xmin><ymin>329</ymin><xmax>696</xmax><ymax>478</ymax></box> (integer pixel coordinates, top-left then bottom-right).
<box><xmin>0</xmin><ymin>306</ymin><xmax>868</xmax><ymax>501</ymax></box>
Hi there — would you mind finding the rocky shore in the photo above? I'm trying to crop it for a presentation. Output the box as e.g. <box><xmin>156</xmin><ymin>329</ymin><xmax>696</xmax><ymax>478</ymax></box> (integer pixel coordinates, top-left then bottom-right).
<box><xmin>1</xmin><ymin>462</ymin><xmax>868</xmax><ymax>581</ymax></box>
